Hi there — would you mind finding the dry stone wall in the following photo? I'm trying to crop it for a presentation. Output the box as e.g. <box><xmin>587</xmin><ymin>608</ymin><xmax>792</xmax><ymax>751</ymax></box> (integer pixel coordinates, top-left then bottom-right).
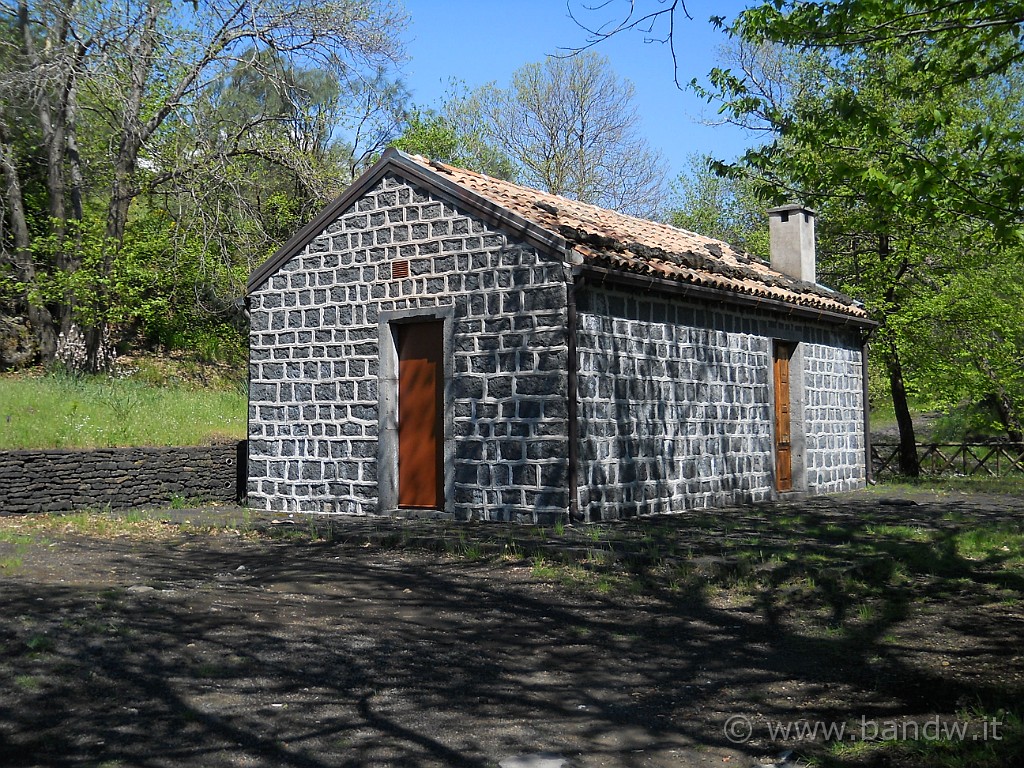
<box><xmin>0</xmin><ymin>443</ymin><xmax>243</xmax><ymax>514</ymax></box>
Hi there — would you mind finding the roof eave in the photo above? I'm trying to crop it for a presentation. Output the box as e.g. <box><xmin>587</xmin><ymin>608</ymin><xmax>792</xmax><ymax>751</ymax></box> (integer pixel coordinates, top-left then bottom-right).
<box><xmin>575</xmin><ymin>262</ymin><xmax>878</xmax><ymax>330</ymax></box>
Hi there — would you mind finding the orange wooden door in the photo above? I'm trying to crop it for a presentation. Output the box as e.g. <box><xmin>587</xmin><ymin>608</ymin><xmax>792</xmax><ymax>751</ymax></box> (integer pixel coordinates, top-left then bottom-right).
<box><xmin>397</xmin><ymin>322</ymin><xmax>444</xmax><ymax>508</ymax></box>
<box><xmin>774</xmin><ymin>344</ymin><xmax>793</xmax><ymax>491</ymax></box>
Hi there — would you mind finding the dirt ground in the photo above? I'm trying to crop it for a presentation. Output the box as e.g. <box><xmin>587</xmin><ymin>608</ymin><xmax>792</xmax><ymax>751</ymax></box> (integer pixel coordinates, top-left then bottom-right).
<box><xmin>1</xmin><ymin>488</ymin><xmax>1023</xmax><ymax>768</ymax></box>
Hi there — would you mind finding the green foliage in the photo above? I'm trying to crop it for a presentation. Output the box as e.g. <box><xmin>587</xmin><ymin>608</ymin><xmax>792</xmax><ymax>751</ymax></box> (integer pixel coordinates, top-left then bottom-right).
<box><xmin>736</xmin><ymin>1</ymin><xmax>1024</xmax><ymax>88</ymax></box>
<box><xmin>726</xmin><ymin>2</ymin><xmax>1024</xmax><ymax>238</ymax></box>
<box><xmin>693</xmin><ymin>21</ymin><xmax>1024</xmax><ymax>447</ymax></box>
<box><xmin>0</xmin><ymin>263</ymin><xmax>25</xmax><ymax>306</ymax></box>
<box><xmin>262</xmin><ymin>193</ymin><xmax>304</xmax><ymax>242</ymax></box>
<box><xmin>120</xmin><ymin>213</ymin><xmax>247</xmax><ymax>364</ymax></box>
<box><xmin>668</xmin><ymin>153</ymin><xmax>770</xmax><ymax>256</ymax></box>
<box><xmin>25</xmin><ymin>206</ymin><xmax>246</xmax><ymax>364</ymax></box>
<box><xmin>392</xmin><ymin>109</ymin><xmax>460</xmax><ymax>160</ymax></box>
<box><xmin>899</xmin><ymin>261</ymin><xmax>1024</xmax><ymax>438</ymax></box>
<box><xmin>391</xmin><ymin>83</ymin><xmax>518</xmax><ymax>180</ymax></box>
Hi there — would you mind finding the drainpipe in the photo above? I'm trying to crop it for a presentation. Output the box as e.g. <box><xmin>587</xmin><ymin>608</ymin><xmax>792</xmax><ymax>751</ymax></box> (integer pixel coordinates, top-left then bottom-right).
<box><xmin>860</xmin><ymin>329</ymin><xmax>875</xmax><ymax>485</ymax></box>
<box><xmin>566</xmin><ymin>263</ymin><xmax>580</xmax><ymax>522</ymax></box>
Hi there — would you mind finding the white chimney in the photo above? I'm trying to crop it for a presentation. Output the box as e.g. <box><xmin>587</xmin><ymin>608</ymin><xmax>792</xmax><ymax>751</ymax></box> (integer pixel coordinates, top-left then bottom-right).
<box><xmin>768</xmin><ymin>204</ymin><xmax>816</xmax><ymax>284</ymax></box>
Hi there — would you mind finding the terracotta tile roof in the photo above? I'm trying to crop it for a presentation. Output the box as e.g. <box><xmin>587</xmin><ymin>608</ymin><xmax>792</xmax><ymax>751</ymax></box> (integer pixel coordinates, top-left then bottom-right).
<box><xmin>405</xmin><ymin>154</ymin><xmax>868</xmax><ymax>320</ymax></box>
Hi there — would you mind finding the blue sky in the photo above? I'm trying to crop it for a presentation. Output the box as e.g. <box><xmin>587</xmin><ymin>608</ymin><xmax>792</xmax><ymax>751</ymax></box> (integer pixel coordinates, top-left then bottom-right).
<box><xmin>398</xmin><ymin>0</ymin><xmax>758</xmax><ymax>183</ymax></box>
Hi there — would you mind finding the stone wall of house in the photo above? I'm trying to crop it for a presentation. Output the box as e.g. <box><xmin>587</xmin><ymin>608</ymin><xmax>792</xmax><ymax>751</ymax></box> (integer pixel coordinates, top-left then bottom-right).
<box><xmin>0</xmin><ymin>443</ymin><xmax>244</xmax><ymax>514</ymax></box>
<box><xmin>574</xmin><ymin>285</ymin><xmax>865</xmax><ymax>520</ymax></box>
<box><xmin>247</xmin><ymin>172</ymin><xmax>570</xmax><ymax>522</ymax></box>
<box><xmin>802</xmin><ymin>342</ymin><xmax>866</xmax><ymax>493</ymax></box>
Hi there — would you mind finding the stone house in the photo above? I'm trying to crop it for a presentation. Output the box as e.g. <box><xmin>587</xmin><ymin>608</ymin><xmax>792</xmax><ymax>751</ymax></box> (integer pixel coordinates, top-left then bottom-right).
<box><xmin>246</xmin><ymin>148</ymin><xmax>875</xmax><ymax>522</ymax></box>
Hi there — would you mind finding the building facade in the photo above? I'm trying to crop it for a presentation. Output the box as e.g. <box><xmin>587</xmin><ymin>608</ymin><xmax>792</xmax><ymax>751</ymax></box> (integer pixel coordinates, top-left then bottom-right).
<box><xmin>246</xmin><ymin>149</ymin><xmax>874</xmax><ymax>522</ymax></box>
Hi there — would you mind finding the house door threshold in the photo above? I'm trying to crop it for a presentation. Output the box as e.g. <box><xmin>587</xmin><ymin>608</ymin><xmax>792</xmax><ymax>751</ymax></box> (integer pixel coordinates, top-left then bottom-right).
<box><xmin>775</xmin><ymin>490</ymin><xmax>811</xmax><ymax>500</ymax></box>
<box><xmin>392</xmin><ymin>507</ymin><xmax>454</xmax><ymax>521</ymax></box>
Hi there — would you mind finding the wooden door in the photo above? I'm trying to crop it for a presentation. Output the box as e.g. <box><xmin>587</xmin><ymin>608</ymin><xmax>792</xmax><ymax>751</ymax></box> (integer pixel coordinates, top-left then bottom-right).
<box><xmin>773</xmin><ymin>343</ymin><xmax>793</xmax><ymax>492</ymax></box>
<box><xmin>397</xmin><ymin>322</ymin><xmax>444</xmax><ymax>508</ymax></box>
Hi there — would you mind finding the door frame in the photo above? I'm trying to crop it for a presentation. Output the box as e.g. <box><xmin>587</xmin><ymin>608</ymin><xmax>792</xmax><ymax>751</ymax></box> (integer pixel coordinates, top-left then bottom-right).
<box><xmin>378</xmin><ymin>306</ymin><xmax>455</xmax><ymax>517</ymax></box>
<box><xmin>773</xmin><ymin>341</ymin><xmax>795</xmax><ymax>491</ymax></box>
<box><xmin>770</xmin><ymin>338</ymin><xmax>808</xmax><ymax>494</ymax></box>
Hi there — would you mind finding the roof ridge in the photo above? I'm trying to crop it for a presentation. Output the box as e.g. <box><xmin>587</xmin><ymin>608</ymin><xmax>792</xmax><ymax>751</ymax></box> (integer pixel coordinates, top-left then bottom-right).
<box><xmin>422</xmin><ymin>155</ymin><xmax>737</xmax><ymax>242</ymax></box>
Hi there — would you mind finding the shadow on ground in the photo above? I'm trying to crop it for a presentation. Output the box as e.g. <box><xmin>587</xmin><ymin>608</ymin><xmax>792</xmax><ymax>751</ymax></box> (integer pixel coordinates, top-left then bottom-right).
<box><xmin>1</xmin><ymin>491</ymin><xmax>1022</xmax><ymax>767</ymax></box>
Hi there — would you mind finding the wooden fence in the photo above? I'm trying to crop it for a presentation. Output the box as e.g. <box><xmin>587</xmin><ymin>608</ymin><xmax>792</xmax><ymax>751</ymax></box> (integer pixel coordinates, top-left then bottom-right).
<box><xmin>872</xmin><ymin>443</ymin><xmax>1024</xmax><ymax>477</ymax></box>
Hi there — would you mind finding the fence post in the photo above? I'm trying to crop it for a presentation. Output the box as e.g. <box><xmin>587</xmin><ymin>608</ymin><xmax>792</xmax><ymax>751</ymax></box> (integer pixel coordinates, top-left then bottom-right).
<box><xmin>236</xmin><ymin>440</ymin><xmax>248</xmax><ymax>503</ymax></box>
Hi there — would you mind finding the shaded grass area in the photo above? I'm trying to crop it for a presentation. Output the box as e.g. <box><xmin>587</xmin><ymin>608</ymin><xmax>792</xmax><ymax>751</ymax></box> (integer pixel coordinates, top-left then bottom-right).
<box><xmin>821</xmin><ymin>708</ymin><xmax>1024</xmax><ymax>768</ymax></box>
<box><xmin>866</xmin><ymin>474</ymin><xmax>1024</xmax><ymax>497</ymax></box>
<box><xmin>0</xmin><ymin>528</ymin><xmax>37</xmax><ymax>571</ymax></box>
<box><xmin>0</xmin><ymin>372</ymin><xmax>245</xmax><ymax>449</ymax></box>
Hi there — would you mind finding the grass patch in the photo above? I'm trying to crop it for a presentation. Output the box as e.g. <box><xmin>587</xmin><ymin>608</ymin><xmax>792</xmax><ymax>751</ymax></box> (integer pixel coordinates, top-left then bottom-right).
<box><xmin>452</xmin><ymin>534</ymin><xmax>484</xmax><ymax>561</ymax></box>
<box><xmin>25</xmin><ymin>633</ymin><xmax>55</xmax><ymax>655</ymax></box>
<box><xmin>0</xmin><ymin>371</ymin><xmax>245</xmax><ymax>449</ymax></box>
<box><xmin>955</xmin><ymin>526</ymin><xmax>1024</xmax><ymax>566</ymax></box>
<box><xmin>0</xmin><ymin>529</ymin><xmax>38</xmax><ymax>571</ymax></box>
<box><xmin>873</xmin><ymin>474</ymin><xmax>1024</xmax><ymax>497</ymax></box>
<box><xmin>863</xmin><ymin>523</ymin><xmax>932</xmax><ymax>541</ymax></box>
<box><xmin>13</xmin><ymin>675</ymin><xmax>43</xmax><ymax>691</ymax></box>
<box><xmin>817</xmin><ymin>709</ymin><xmax>1023</xmax><ymax>768</ymax></box>
<box><xmin>0</xmin><ymin>510</ymin><xmax>181</xmax><ymax>540</ymax></box>
<box><xmin>531</xmin><ymin>555</ymin><xmax>561</xmax><ymax>580</ymax></box>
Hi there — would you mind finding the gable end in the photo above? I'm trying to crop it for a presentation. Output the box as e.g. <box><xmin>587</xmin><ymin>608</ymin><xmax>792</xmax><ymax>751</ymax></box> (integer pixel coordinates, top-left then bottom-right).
<box><xmin>247</xmin><ymin>149</ymin><xmax>569</xmax><ymax>294</ymax></box>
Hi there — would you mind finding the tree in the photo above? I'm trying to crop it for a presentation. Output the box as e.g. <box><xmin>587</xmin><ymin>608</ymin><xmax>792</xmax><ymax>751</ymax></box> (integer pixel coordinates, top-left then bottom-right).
<box><xmin>0</xmin><ymin>0</ymin><xmax>405</xmax><ymax>371</ymax></box>
<box><xmin>569</xmin><ymin>1</ymin><xmax>1024</xmax><ymax>88</ymax></box>
<box><xmin>390</xmin><ymin>99</ymin><xmax>517</xmax><ymax>180</ymax></box>
<box><xmin>695</xmin><ymin>33</ymin><xmax>1024</xmax><ymax>473</ymax></box>
<box><xmin>570</xmin><ymin>1</ymin><xmax>1024</xmax><ymax>234</ymax></box>
<box><xmin>898</xmin><ymin>254</ymin><xmax>1024</xmax><ymax>443</ymax></box>
<box><xmin>737</xmin><ymin>0</ymin><xmax>1024</xmax><ymax>82</ymax></box>
<box><xmin>391</xmin><ymin>109</ymin><xmax>459</xmax><ymax>161</ymax></box>
<box><xmin>463</xmin><ymin>53</ymin><xmax>668</xmax><ymax>217</ymax></box>
<box><xmin>668</xmin><ymin>153</ymin><xmax>769</xmax><ymax>257</ymax></box>
<box><xmin>158</xmin><ymin>52</ymin><xmax>408</xmax><ymax>269</ymax></box>
<box><xmin>0</xmin><ymin>1</ymin><xmax>90</xmax><ymax>361</ymax></box>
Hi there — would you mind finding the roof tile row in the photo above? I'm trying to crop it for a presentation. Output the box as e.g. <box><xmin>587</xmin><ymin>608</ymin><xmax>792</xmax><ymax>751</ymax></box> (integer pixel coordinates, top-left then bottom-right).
<box><xmin>414</xmin><ymin>155</ymin><xmax>866</xmax><ymax>320</ymax></box>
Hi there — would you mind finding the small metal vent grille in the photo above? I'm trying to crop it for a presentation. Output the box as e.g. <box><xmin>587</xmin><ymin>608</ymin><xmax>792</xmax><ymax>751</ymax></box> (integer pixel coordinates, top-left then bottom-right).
<box><xmin>391</xmin><ymin>259</ymin><xmax>409</xmax><ymax>279</ymax></box>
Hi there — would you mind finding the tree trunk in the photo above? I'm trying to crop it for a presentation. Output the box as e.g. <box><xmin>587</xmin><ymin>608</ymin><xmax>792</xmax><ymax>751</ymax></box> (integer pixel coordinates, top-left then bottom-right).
<box><xmin>0</xmin><ymin>120</ymin><xmax>58</xmax><ymax>361</ymax></box>
<box><xmin>57</xmin><ymin>77</ymin><xmax>85</xmax><ymax>339</ymax></box>
<box><xmin>993</xmin><ymin>394</ymin><xmax>1024</xmax><ymax>444</ymax></box>
<box><xmin>976</xmin><ymin>356</ymin><xmax>1024</xmax><ymax>443</ymax></box>
<box><xmin>885</xmin><ymin>344</ymin><xmax>920</xmax><ymax>476</ymax></box>
<box><xmin>82</xmin><ymin>323</ymin><xmax>113</xmax><ymax>373</ymax></box>
<box><xmin>16</xmin><ymin>0</ymin><xmax>87</xmax><ymax>362</ymax></box>
<box><xmin>874</xmin><ymin>233</ymin><xmax>919</xmax><ymax>475</ymax></box>
<box><xmin>80</xmin><ymin>0</ymin><xmax>161</xmax><ymax>373</ymax></box>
